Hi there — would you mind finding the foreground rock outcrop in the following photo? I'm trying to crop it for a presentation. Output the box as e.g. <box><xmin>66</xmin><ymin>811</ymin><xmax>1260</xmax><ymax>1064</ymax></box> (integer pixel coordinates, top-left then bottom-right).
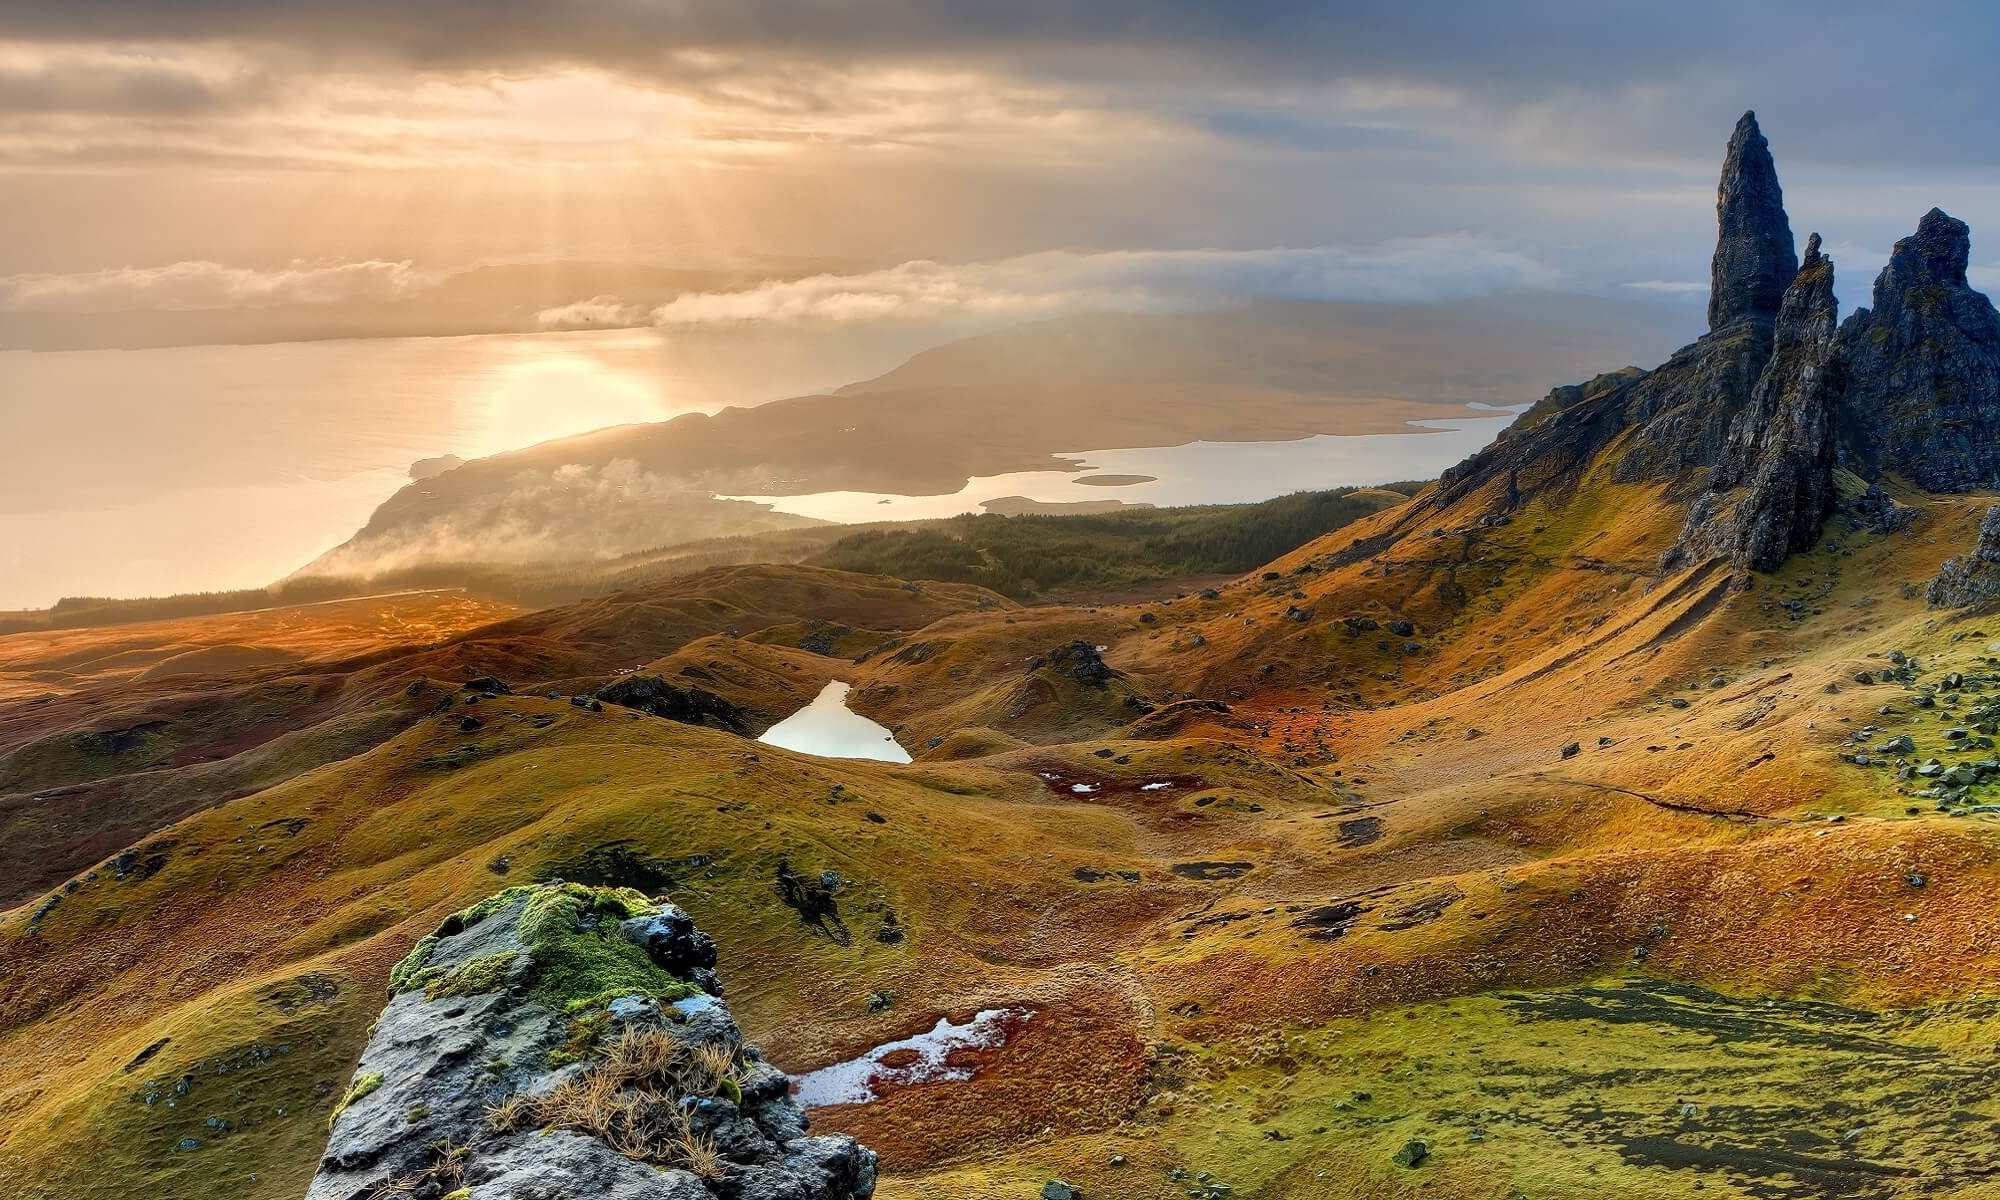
<box><xmin>307</xmin><ymin>882</ymin><xmax>876</xmax><ymax>1200</ymax></box>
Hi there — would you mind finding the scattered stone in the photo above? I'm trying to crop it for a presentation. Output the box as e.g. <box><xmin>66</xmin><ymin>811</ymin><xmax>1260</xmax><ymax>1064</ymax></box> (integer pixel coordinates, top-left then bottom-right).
<box><xmin>1033</xmin><ymin>642</ymin><xmax>1119</xmax><ymax>686</ymax></box>
<box><xmin>595</xmin><ymin>675</ymin><xmax>750</xmax><ymax>734</ymax></box>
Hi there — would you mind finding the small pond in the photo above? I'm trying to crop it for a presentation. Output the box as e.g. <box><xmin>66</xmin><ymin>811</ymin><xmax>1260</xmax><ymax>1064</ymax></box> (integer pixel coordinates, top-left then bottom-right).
<box><xmin>757</xmin><ymin>681</ymin><xmax>911</xmax><ymax>763</ymax></box>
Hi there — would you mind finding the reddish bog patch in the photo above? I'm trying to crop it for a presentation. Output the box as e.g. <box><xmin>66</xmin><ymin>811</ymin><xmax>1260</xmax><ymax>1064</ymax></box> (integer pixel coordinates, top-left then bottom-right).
<box><xmin>793</xmin><ymin>1008</ymin><xmax>1030</xmax><ymax>1111</ymax></box>
<box><xmin>811</xmin><ymin>988</ymin><xmax>1148</xmax><ymax>1170</ymax></box>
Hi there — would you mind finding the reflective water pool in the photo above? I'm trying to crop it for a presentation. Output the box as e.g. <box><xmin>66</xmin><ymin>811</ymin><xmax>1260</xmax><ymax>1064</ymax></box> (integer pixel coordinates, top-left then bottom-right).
<box><xmin>757</xmin><ymin>681</ymin><xmax>912</xmax><ymax>763</ymax></box>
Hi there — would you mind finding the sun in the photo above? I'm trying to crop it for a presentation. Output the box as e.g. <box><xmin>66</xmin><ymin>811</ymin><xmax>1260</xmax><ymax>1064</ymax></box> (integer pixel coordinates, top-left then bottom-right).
<box><xmin>467</xmin><ymin>338</ymin><xmax>669</xmax><ymax>456</ymax></box>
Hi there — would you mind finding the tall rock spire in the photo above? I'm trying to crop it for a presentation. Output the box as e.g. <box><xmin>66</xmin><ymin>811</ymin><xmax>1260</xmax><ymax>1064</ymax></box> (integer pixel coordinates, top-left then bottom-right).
<box><xmin>1708</xmin><ymin>111</ymin><xmax>1799</xmax><ymax>331</ymax></box>
<box><xmin>1613</xmin><ymin>113</ymin><xmax>1794</xmax><ymax>482</ymax></box>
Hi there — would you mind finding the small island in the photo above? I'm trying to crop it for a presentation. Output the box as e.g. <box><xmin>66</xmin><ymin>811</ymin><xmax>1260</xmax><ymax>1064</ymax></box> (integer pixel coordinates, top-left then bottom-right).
<box><xmin>1072</xmin><ymin>474</ymin><xmax>1158</xmax><ymax>487</ymax></box>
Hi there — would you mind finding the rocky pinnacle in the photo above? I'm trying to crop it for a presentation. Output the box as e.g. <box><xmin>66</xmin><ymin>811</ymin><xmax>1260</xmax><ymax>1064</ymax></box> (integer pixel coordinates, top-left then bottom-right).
<box><xmin>1667</xmin><ymin>233</ymin><xmax>1839</xmax><ymax>573</ymax></box>
<box><xmin>1709</xmin><ymin>111</ymin><xmax>1799</xmax><ymax>331</ymax></box>
<box><xmin>1873</xmin><ymin>206</ymin><xmax>1973</xmax><ymax>303</ymax></box>
<box><xmin>1837</xmin><ymin>206</ymin><xmax>2000</xmax><ymax>491</ymax></box>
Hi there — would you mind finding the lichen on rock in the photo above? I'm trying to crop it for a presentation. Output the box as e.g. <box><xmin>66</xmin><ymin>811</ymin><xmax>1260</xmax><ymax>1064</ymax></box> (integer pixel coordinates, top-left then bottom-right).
<box><xmin>308</xmin><ymin>881</ymin><xmax>876</xmax><ymax>1200</ymax></box>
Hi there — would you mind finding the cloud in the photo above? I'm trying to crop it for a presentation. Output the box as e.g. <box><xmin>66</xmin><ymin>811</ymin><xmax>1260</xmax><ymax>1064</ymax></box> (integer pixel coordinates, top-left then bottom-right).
<box><xmin>0</xmin><ymin>258</ymin><xmax>440</xmax><ymax>312</ymax></box>
<box><xmin>617</xmin><ymin>239</ymin><xmax>1559</xmax><ymax>329</ymax></box>
<box><xmin>537</xmin><ymin>294</ymin><xmax>662</xmax><ymax>330</ymax></box>
<box><xmin>3</xmin><ymin>3</ymin><xmax>1998</xmax><ymax>320</ymax></box>
<box><xmin>6</xmin><ymin>2</ymin><xmax>2000</xmax><ymax>170</ymax></box>
<box><xmin>303</xmin><ymin>459</ymin><xmax>808</xmax><ymax>575</ymax></box>
<box><xmin>0</xmin><ymin>44</ymin><xmax>277</xmax><ymax>117</ymax></box>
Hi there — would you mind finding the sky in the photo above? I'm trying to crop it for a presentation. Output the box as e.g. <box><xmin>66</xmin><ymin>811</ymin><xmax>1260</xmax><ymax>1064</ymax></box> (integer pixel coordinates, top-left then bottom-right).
<box><xmin>2</xmin><ymin>1</ymin><xmax>1999</xmax><ymax>338</ymax></box>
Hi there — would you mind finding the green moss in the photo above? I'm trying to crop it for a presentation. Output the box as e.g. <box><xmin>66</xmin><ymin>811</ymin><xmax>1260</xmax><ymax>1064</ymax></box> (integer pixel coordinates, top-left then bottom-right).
<box><xmin>328</xmin><ymin>1071</ymin><xmax>383</xmax><ymax>1129</ymax></box>
<box><xmin>530</xmin><ymin>935</ymin><xmax>696</xmax><ymax>1012</ymax></box>
<box><xmin>406</xmin><ymin>1104</ymin><xmax>430</xmax><ymax>1122</ymax></box>
<box><xmin>385</xmin><ymin>934</ymin><xmax>438</xmax><ymax>995</ymax></box>
<box><xmin>446</xmin><ymin>884</ymin><xmax>538</xmax><ymax>931</ymax></box>
<box><xmin>502</xmin><ymin>883</ymin><xmax>687</xmax><ymax>1010</ymax></box>
<box><xmin>397</xmin><ymin>884</ymin><xmax>688</xmax><ymax>1027</ymax></box>
<box><xmin>424</xmin><ymin>951</ymin><xmax>518</xmax><ymax>1000</ymax></box>
<box><xmin>517</xmin><ymin>882</ymin><xmax>656</xmax><ymax>945</ymax></box>
<box><xmin>393</xmin><ymin>883</ymin><xmax>658</xmax><ymax>1002</ymax></box>
<box><xmin>550</xmin><ymin>1008</ymin><xmax>613</xmax><ymax>1067</ymax></box>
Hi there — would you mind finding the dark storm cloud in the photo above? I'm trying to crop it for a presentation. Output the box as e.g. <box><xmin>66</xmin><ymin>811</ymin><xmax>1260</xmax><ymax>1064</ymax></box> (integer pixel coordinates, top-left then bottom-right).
<box><xmin>2</xmin><ymin>1</ymin><xmax>1997</xmax><ymax>166</ymax></box>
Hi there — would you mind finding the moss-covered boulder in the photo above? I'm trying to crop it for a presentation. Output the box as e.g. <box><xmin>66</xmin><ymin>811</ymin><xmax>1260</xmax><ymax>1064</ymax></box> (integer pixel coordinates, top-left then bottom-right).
<box><xmin>307</xmin><ymin>881</ymin><xmax>875</xmax><ymax>1200</ymax></box>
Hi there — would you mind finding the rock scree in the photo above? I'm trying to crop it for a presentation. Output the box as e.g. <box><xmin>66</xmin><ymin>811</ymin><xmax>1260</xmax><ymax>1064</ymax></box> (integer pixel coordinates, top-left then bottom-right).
<box><xmin>595</xmin><ymin>674</ymin><xmax>754</xmax><ymax>735</ymax></box>
<box><xmin>305</xmin><ymin>880</ymin><xmax>876</xmax><ymax>1200</ymax></box>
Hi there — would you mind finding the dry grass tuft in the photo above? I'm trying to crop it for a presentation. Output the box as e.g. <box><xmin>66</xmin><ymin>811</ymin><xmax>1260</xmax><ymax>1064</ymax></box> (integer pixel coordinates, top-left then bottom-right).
<box><xmin>487</xmin><ymin>1027</ymin><xmax>741</xmax><ymax>1176</ymax></box>
<box><xmin>366</xmin><ymin>1140</ymin><xmax>468</xmax><ymax>1198</ymax></box>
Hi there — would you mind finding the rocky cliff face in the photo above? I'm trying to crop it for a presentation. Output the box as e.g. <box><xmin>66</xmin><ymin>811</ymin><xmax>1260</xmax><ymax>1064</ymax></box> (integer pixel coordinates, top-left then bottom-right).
<box><xmin>1609</xmin><ymin>317</ymin><xmax>1775</xmax><ymax>484</ymax></box>
<box><xmin>306</xmin><ymin>882</ymin><xmax>876</xmax><ymax>1200</ymax></box>
<box><xmin>1496</xmin><ymin>367</ymin><xmax>1647</xmax><ymax>443</ymax></box>
<box><xmin>1668</xmin><ymin>235</ymin><xmax>1841</xmax><ymax>572</ymax></box>
<box><xmin>1837</xmin><ymin>208</ymin><xmax>2000</xmax><ymax>491</ymax></box>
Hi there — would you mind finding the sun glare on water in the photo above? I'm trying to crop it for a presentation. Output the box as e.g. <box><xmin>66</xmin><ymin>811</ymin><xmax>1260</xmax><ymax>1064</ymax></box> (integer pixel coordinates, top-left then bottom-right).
<box><xmin>464</xmin><ymin>336</ymin><xmax>674</xmax><ymax>457</ymax></box>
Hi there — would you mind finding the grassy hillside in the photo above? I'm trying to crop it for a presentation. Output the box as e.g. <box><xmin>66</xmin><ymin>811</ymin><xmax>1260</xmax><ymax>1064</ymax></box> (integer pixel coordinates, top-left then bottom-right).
<box><xmin>802</xmin><ymin>487</ymin><xmax>1416</xmax><ymax>598</ymax></box>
